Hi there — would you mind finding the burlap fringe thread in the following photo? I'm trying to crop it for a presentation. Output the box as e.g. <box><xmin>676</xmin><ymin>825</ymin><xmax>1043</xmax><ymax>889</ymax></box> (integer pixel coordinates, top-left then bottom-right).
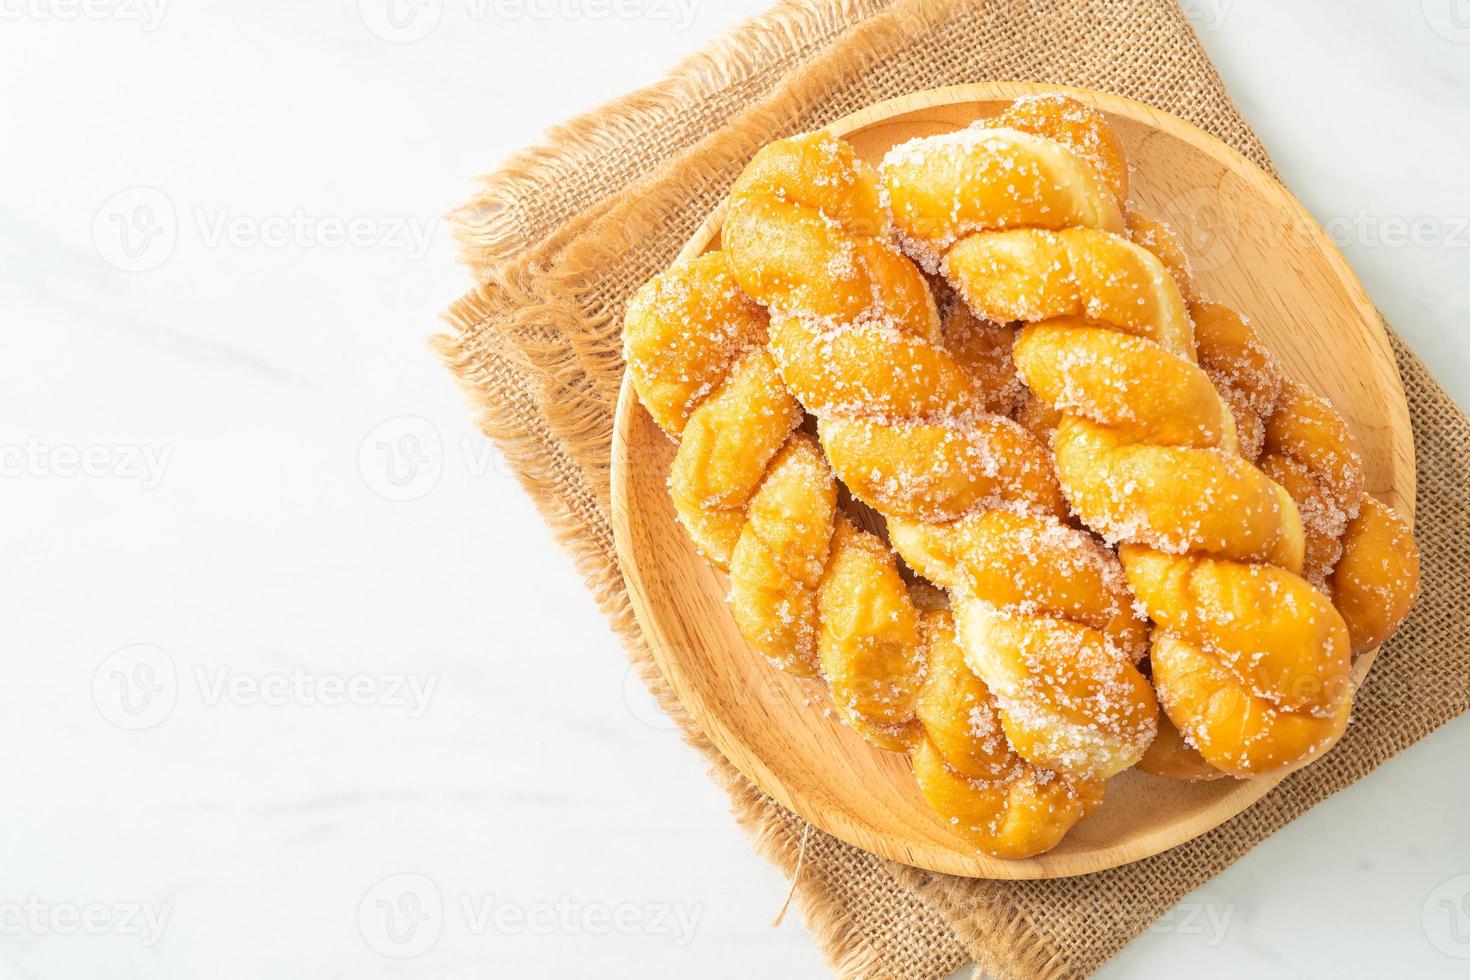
<box><xmin>436</xmin><ymin>11</ymin><xmax>981</xmax><ymax>971</ymax></box>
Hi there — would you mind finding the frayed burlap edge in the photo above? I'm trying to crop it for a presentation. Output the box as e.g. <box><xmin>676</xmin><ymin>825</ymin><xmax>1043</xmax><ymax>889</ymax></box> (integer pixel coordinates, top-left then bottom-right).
<box><xmin>449</xmin><ymin>0</ymin><xmax>899</xmax><ymax>278</ymax></box>
<box><xmin>434</xmin><ymin>4</ymin><xmax>978</xmax><ymax>975</ymax></box>
<box><xmin>445</xmin><ymin>0</ymin><xmax>969</xmax><ymax>420</ymax></box>
<box><xmin>435</xmin><ymin>291</ymin><xmax>939</xmax><ymax>980</ymax></box>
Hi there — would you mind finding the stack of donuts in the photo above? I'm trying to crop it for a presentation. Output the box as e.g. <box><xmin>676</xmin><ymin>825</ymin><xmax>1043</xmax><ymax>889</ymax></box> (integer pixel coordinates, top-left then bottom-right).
<box><xmin>622</xmin><ymin>95</ymin><xmax>1419</xmax><ymax>859</ymax></box>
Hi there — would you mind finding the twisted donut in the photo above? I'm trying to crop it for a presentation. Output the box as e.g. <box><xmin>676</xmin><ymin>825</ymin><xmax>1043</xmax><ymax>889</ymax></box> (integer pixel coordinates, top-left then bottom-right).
<box><xmin>722</xmin><ymin>132</ymin><xmax>1158</xmax><ymax>783</ymax></box>
<box><xmin>1125</xmin><ymin>213</ymin><xmax>1421</xmax><ymax>779</ymax></box>
<box><xmin>624</xmin><ymin>251</ymin><xmax>1101</xmax><ymax>857</ymax></box>
<box><xmin>1128</xmin><ymin>212</ymin><xmax>1420</xmax><ymax>655</ymax></box>
<box><xmin>881</xmin><ymin>95</ymin><xmax>1418</xmax><ymax>778</ymax></box>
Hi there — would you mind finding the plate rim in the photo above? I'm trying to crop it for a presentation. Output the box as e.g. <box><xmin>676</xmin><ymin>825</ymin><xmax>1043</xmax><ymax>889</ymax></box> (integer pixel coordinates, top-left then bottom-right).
<box><xmin>609</xmin><ymin>81</ymin><xmax>1415</xmax><ymax>879</ymax></box>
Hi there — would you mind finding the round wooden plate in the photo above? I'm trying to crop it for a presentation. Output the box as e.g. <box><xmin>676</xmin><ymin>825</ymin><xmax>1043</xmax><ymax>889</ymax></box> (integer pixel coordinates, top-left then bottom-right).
<box><xmin>609</xmin><ymin>83</ymin><xmax>1415</xmax><ymax>879</ymax></box>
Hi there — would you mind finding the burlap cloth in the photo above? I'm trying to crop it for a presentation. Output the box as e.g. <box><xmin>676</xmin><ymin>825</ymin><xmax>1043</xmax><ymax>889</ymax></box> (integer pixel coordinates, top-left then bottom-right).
<box><xmin>434</xmin><ymin>1</ymin><xmax>1470</xmax><ymax>976</ymax></box>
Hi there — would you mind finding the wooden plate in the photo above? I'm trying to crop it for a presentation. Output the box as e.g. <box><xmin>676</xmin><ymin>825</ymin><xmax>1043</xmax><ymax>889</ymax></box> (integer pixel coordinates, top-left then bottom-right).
<box><xmin>610</xmin><ymin>83</ymin><xmax>1415</xmax><ymax>879</ymax></box>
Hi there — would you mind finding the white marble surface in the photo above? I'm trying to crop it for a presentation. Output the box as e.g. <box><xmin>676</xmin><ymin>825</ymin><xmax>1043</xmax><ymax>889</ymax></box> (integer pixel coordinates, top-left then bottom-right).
<box><xmin>2</xmin><ymin>1</ymin><xmax>1467</xmax><ymax>977</ymax></box>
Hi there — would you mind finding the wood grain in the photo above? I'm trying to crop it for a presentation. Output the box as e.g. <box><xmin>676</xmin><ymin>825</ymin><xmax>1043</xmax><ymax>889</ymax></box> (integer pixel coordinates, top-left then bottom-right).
<box><xmin>609</xmin><ymin>83</ymin><xmax>1415</xmax><ymax>879</ymax></box>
